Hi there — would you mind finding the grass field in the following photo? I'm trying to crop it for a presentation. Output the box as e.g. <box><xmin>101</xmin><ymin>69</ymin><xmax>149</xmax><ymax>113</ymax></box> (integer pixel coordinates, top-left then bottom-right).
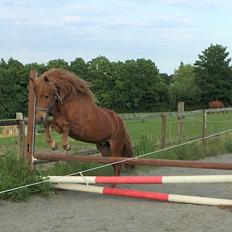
<box><xmin>0</xmin><ymin>111</ymin><xmax>232</xmax><ymax>153</ymax></box>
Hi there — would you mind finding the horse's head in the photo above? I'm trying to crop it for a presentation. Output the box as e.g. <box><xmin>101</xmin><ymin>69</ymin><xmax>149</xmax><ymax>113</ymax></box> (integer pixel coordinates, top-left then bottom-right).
<box><xmin>32</xmin><ymin>76</ymin><xmax>61</xmax><ymax>123</ymax></box>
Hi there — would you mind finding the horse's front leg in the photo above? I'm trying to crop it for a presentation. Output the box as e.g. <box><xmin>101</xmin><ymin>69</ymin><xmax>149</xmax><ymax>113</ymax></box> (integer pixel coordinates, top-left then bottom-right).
<box><xmin>43</xmin><ymin>121</ymin><xmax>58</xmax><ymax>151</ymax></box>
<box><xmin>62</xmin><ymin>124</ymin><xmax>71</xmax><ymax>151</ymax></box>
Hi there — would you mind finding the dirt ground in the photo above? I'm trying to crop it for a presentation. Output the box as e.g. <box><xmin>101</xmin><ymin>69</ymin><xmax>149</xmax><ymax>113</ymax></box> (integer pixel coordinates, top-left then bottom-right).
<box><xmin>1</xmin><ymin>154</ymin><xmax>232</xmax><ymax>232</ymax></box>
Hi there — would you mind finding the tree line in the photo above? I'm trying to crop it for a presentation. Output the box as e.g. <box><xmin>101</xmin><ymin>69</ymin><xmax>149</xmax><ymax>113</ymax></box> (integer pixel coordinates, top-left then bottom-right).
<box><xmin>1</xmin><ymin>43</ymin><xmax>232</xmax><ymax>119</ymax></box>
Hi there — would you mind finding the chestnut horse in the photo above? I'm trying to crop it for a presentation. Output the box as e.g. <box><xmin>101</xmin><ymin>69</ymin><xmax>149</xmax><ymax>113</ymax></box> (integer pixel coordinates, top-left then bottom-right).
<box><xmin>32</xmin><ymin>68</ymin><xmax>133</xmax><ymax>176</ymax></box>
<box><xmin>208</xmin><ymin>100</ymin><xmax>224</xmax><ymax>109</ymax></box>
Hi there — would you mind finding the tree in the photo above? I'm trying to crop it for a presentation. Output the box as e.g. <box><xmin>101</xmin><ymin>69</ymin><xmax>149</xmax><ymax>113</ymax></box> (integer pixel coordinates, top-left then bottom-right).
<box><xmin>160</xmin><ymin>73</ymin><xmax>172</xmax><ymax>85</ymax></box>
<box><xmin>113</xmin><ymin>59</ymin><xmax>169</xmax><ymax>112</ymax></box>
<box><xmin>170</xmin><ymin>63</ymin><xmax>201</xmax><ymax>109</ymax></box>
<box><xmin>194</xmin><ymin>44</ymin><xmax>232</xmax><ymax>107</ymax></box>
<box><xmin>70</xmin><ymin>58</ymin><xmax>89</xmax><ymax>80</ymax></box>
<box><xmin>0</xmin><ymin>58</ymin><xmax>26</xmax><ymax>119</ymax></box>
<box><xmin>46</xmin><ymin>59</ymin><xmax>69</xmax><ymax>70</ymax></box>
<box><xmin>87</xmin><ymin>56</ymin><xmax>115</xmax><ymax>108</ymax></box>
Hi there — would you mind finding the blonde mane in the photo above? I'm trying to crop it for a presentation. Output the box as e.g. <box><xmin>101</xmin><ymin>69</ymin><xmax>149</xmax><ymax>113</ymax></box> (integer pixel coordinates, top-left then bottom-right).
<box><xmin>38</xmin><ymin>68</ymin><xmax>96</xmax><ymax>102</ymax></box>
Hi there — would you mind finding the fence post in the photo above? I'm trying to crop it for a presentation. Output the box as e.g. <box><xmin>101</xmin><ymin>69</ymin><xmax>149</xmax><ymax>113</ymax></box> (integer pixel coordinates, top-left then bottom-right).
<box><xmin>160</xmin><ymin>113</ymin><xmax>167</xmax><ymax>148</ymax></box>
<box><xmin>16</xmin><ymin>112</ymin><xmax>25</xmax><ymax>158</ymax></box>
<box><xmin>177</xmin><ymin>102</ymin><xmax>185</xmax><ymax>143</ymax></box>
<box><xmin>202</xmin><ymin>109</ymin><xmax>207</xmax><ymax>144</ymax></box>
<box><xmin>25</xmin><ymin>69</ymin><xmax>36</xmax><ymax>169</ymax></box>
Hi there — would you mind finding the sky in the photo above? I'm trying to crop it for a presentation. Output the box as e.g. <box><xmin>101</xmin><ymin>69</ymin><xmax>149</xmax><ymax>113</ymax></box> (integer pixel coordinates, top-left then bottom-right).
<box><xmin>1</xmin><ymin>0</ymin><xmax>232</xmax><ymax>74</ymax></box>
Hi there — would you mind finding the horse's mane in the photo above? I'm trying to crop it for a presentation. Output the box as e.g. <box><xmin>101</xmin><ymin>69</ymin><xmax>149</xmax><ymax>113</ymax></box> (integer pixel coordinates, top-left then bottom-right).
<box><xmin>39</xmin><ymin>68</ymin><xmax>96</xmax><ymax>102</ymax></box>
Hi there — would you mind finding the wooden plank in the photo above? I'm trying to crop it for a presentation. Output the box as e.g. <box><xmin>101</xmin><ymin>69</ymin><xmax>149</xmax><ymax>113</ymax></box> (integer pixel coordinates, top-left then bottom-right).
<box><xmin>34</xmin><ymin>152</ymin><xmax>232</xmax><ymax>170</ymax></box>
<box><xmin>0</xmin><ymin>120</ymin><xmax>21</xmax><ymax>126</ymax></box>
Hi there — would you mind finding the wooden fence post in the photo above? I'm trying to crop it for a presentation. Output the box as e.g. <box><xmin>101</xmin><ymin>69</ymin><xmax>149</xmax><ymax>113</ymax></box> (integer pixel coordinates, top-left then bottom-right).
<box><xmin>16</xmin><ymin>112</ymin><xmax>25</xmax><ymax>158</ymax></box>
<box><xmin>202</xmin><ymin>109</ymin><xmax>207</xmax><ymax>144</ymax></box>
<box><xmin>25</xmin><ymin>69</ymin><xmax>36</xmax><ymax>169</ymax></box>
<box><xmin>160</xmin><ymin>113</ymin><xmax>167</xmax><ymax>148</ymax></box>
<box><xmin>177</xmin><ymin>102</ymin><xmax>185</xmax><ymax>143</ymax></box>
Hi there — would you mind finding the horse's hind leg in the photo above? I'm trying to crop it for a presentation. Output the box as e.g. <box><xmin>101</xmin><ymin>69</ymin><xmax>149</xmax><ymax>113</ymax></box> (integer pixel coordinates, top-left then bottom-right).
<box><xmin>96</xmin><ymin>142</ymin><xmax>111</xmax><ymax>156</ymax></box>
<box><xmin>97</xmin><ymin>142</ymin><xmax>121</xmax><ymax>176</ymax></box>
<box><xmin>109</xmin><ymin>140</ymin><xmax>125</xmax><ymax>176</ymax></box>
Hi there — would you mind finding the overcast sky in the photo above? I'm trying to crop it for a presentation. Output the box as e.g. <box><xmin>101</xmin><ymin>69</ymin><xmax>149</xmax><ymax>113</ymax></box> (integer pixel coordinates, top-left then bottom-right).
<box><xmin>1</xmin><ymin>0</ymin><xmax>232</xmax><ymax>74</ymax></box>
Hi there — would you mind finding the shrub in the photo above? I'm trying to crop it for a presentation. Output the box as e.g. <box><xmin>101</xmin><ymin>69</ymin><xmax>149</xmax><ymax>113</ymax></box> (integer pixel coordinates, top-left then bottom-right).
<box><xmin>0</xmin><ymin>150</ymin><xmax>51</xmax><ymax>201</ymax></box>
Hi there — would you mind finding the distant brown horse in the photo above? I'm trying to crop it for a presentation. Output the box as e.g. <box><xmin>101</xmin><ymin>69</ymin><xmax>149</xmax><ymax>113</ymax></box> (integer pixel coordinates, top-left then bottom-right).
<box><xmin>31</xmin><ymin>68</ymin><xmax>133</xmax><ymax>176</ymax></box>
<box><xmin>208</xmin><ymin>100</ymin><xmax>224</xmax><ymax>109</ymax></box>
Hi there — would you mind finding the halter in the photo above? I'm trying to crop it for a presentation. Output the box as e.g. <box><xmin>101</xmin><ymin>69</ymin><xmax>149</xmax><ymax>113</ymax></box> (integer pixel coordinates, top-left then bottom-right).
<box><xmin>35</xmin><ymin>92</ymin><xmax>62</xmax><ymax>113</ymax></box>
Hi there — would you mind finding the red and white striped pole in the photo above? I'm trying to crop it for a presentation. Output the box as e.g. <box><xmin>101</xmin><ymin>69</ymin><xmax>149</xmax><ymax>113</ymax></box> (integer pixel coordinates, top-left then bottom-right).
<box><xmin>49</xmin><ymin>175</ymin><xmax>232</xmax><ymax>185</ymax></box>
<box><xmin>54</xmin><ymin>183</ymin><xmax>232</xmax><ymax>206</ymax></box>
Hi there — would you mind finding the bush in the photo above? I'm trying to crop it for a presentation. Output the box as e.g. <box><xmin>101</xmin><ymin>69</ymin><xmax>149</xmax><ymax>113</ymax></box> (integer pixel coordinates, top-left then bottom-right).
<box><xmin>0</xmin><ymin>150</ymin><xmax>52</xmax><ymax>201</ymax></box>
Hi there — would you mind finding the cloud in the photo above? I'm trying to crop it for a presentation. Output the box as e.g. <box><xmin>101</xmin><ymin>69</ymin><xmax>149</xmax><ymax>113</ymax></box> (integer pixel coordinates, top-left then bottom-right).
<box><xmin>161</xmin><ymin>0</ymin><xmax>232</xmax><ymax>8</ymax></box>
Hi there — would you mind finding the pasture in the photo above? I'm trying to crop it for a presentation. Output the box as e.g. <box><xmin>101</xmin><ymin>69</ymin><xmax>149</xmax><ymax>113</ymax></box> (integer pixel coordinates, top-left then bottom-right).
<box><xmin>0</xmin><ymin>109</ymin><xmax>232</xmax><ymax>159</ymax></box>
<box><xmin>1</xmin><ymin>110</ymin><xmax>232</xmax><ymax>154</ymax></box>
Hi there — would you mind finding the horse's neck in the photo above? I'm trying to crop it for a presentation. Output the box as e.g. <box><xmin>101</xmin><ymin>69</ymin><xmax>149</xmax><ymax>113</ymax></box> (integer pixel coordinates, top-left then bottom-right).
<box><xmin>53</xmin><ymin>96</ymin><xmax>97</xmax><ymax>117</ymax></box>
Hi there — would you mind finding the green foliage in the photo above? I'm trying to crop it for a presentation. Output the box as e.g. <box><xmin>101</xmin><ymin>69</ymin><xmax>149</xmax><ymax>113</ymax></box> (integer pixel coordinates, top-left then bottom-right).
<box><xmin>170</xmin><ymin>63</ymin><xmax>201</xmax><ymax>109</ymax></box>
<box><xmin>194</xmin><ymin>44</ymin><xmax>232</xmax><ymax>107</ymax></box>
<box><xmin>113</xmin><ymin>59</ymin><xmax>169</xmax><ymax>112</ymax></box>
<box><xmin>0</xmin><ymin>151</ymin><xmax>51</xmax><ymax>201</ymax></box>
<box><xmin>1</xmin><ymin>44</ymin><xmax>232</xmax><ymax>119</ymax></box>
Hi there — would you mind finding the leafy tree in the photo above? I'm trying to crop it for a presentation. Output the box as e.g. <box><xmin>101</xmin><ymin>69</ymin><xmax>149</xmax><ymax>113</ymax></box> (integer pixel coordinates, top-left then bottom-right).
<box><xmin>160</xmin><ymin>73</ymin><xmax>172</xmax><ymax>85</ymax></box>
<box><xmin>0</xmin><ymin>58</ymin><xmax>26</xmax><ymax>119</ymax></box>
<box><xmin>46</xmin><ymin>59</ymin><xmax>69</xmax><ymax>70</ymax></box>
<box><xmin>194</xmin><ymin>44</ymin><xmax>232</xmax><ymax>107</ymax></box>
<box><xmin>70</xmin><ymin>58</ymin><xmax>89</xmax><ymax>80</ymax></box>
<box><xmin>170</xmin><ymin>63</ymin><xmax>201</xmax><ymax>109</ymax></box>
<box><xmin>114</xmin><ymin>59</ymin><xmax>169</xmax><ymax>112</ymax></box>
<box><xmin>87</xmin><ymin>56</ymin><xmax>115</xmax><ymax>108</ymax></box>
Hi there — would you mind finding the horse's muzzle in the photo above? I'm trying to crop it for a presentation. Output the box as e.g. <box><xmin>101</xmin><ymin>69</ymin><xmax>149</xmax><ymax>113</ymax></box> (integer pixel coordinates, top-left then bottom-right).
<box><xmin>36</xmin><ymin>111</ymin><xmax>48</xmax><ymax>123</ymax></box>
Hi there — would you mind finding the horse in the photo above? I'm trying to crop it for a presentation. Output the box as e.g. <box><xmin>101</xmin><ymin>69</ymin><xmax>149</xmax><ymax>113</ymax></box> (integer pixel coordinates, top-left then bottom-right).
<box><xmin>31</xmin><ymin>68</ymin><xmax>134</xmax><ymax>176</ymax></box>
<box><xmin>208</xmin><ymin>100</ymin><xmax>224</xmax><ymax>109</ymax></box>
<box><xmin>208</xmin><ymin>100</ymin><xmax>225</xmax><ymax>113</ymax></box>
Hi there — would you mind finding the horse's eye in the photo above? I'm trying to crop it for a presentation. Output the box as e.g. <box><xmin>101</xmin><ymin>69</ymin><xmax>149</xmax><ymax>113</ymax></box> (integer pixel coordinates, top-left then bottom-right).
<box><xmin>45</xmin><ymin>96</ymin><xmax>49</xmax><ymax>99</ymax></box>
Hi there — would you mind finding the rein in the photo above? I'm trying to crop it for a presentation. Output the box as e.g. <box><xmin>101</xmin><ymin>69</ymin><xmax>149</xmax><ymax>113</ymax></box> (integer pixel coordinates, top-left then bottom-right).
<box><xmin>36</xmin><ymin>92</ymin><xmax>62</xmax><ymax>113</ymax></box>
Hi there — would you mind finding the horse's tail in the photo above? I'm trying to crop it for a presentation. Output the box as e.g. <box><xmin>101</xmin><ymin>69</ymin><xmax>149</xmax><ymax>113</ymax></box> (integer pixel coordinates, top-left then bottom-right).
<box><xmin>122</xmin><ymin>131</ymin><xmax>135</xmax><ymax>171</ymax></box>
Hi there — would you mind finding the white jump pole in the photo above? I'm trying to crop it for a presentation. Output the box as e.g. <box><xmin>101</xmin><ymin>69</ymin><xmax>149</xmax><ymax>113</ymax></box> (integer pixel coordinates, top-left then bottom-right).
<box><xmin>54</xmin><ymin>183</ymin><xmax>232</xmax><ymax>206</ymax></box>
<box><xmin>49</xmin><ymin>175</ymin><xmax>232</xmax><ymax>184</ymax></box>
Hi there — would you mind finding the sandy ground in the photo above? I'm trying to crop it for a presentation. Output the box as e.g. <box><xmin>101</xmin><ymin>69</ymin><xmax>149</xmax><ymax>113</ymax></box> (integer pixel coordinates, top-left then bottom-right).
<box><xmin>1</xmin><ymin>154</ymin><xmax>232</xmax><ymax>232</ymax></box>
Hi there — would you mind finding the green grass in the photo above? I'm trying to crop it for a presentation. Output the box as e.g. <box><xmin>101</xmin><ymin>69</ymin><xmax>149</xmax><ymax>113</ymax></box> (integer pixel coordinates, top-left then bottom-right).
<box><xmin>1</xmin><ymin>111</ymin><xmax>232</xmax><ymax>153</ymax></box>
<box><xmin>0</xmin><ymin>150</ymin><xmax>51</xmax><ymax>201</ymax></box>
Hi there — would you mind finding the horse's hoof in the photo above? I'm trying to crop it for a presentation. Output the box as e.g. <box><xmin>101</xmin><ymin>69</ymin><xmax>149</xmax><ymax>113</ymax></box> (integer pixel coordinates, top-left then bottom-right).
<box><xmin>51</xmin><ymin>141</ymin><xmax>58</xmax><ymax>151</ymax></box>
<box><xmin>63</xmin><ymin>144</ymin><xmax>71</xmax><ymax>151</ymax></box>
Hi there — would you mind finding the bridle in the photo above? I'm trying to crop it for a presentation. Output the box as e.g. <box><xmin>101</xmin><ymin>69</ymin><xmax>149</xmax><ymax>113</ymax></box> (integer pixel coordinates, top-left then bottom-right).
<box><xmin>35</xmin><ymin>92</ymin><xmax>62</xmax><ymax>113</ymax></box>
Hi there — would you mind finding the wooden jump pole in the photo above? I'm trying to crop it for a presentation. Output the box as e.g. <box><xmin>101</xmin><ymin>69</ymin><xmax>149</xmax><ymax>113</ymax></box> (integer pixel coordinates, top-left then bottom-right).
<box><xmin>49</xmin><ymin>175</ymin><xmax>232</xmax><ymax>185</ymax></box>
<box><xmin>25</xmin><ymin>69</ymin><xmax>36</xmax><ymax>169</ymax></box>
<box><xmin>34</xmin><ymin>152</ymin><xmax>232</xmax><ymax>170</ymax></box>
<box><xmin>54</xmin><ymin>183</ymin><xmax>232</xmax><ymax>206</ymax></box>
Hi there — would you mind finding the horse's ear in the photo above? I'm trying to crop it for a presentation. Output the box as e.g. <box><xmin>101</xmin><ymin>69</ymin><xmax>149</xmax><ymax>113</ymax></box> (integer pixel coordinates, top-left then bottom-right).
<box><xmin>44</xmin><ymin>76</ymin><xmax>49</xmax><ymax>82</ymax></box>
<box><xmin>77</xmin><ymin>82</ymin><xmax>86</xmax><ymax>93</ymax></box>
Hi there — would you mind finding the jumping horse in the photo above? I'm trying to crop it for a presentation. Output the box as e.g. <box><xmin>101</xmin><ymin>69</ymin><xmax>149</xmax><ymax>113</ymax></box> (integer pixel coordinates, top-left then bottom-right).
<box><xmin>31</xmin><ymin>68</ymin><xmax>133</xmax><ymax>176</ymax></box>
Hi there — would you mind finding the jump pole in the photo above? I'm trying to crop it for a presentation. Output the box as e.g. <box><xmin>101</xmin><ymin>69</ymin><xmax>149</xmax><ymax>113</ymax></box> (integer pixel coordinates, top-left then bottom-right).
<box><xmin>34</xmin><ymin>153</ymin><xmax>232</xmax><ymax>170</ymax></box>
<box><xmin>49</xmin><ymin>175</ymin><xmax>232</xmax><ymax>184</ymax></box>
<box><xmin>54</xmin><ymin>183</ymin><xmax>232</xmax><ymax>206</ymax></box>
